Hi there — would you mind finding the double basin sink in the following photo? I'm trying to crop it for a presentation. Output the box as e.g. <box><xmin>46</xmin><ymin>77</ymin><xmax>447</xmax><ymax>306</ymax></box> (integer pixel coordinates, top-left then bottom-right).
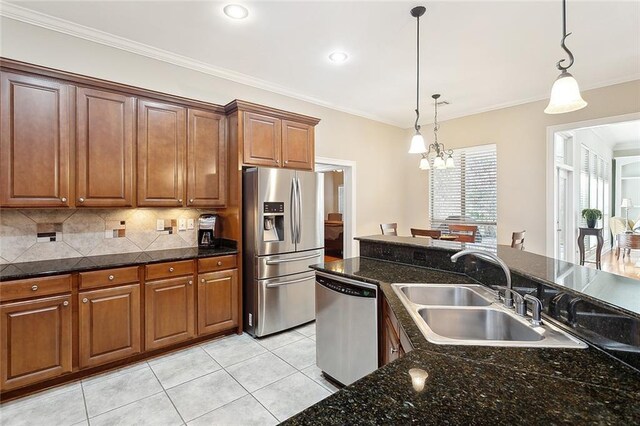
<box><xmin>392</xmin><ymin>284</ymin><xmax>587</xmax><ymax>348</ymax></box>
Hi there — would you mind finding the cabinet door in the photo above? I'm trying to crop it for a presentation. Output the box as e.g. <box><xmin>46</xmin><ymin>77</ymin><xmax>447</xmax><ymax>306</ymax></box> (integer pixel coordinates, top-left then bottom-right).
<box><xmin>186</xmin><ymin>109</ymin><xmax>227</xmax><ymax>207</ymax></box>
<box><xmin>76</xmin><ymin>87</ymin><xmax>135</xmax><ymax>207</ymax></box>
<box><xmin>242</xmin><ymin>112</ymin><xmax>281</xmax><ymax>167</ymax></box>
<box><xmin>137</xmin><ymin>99</ymin><xmax>186</xmax><ymax>207</ymax></box>
<box><xmin>0</xmin><ymin>72</ymin><xmax>71</xmax><ymax>207</ymax></box>
<box><xmin>79</xmin><ymin>284</ymin><xmax>141</xmax><ymax>369</ymax></box>
<box><xmin>197</xmin><ymin>269</ymin><xmax>238</xmax><ymax>336</ymax></box>
<box><xmin>282</xmin><ymin>120</ymin><xmax>314</xmax><ymax>170</ymax></box>
<box><xmin>381</xmin><ymin>315</ymin><xmax>400</xmax><ymax>366</ymax></box>
<box><xmin>1</xmin><ymin>295</ymin><xmax>72</xmax><ymax>391</ymax></box>
<box><xmin>145</xmin><ymin>276</ymin><xmax>195</xmax><ymax>350</ymax></box>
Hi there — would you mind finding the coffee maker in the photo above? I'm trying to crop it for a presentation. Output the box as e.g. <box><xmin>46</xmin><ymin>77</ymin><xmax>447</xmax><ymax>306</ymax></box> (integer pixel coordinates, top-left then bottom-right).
<box><xmin>198</xmin><ymin>214</ymin><xmax>221</xmax><ymax>248</ymax></box>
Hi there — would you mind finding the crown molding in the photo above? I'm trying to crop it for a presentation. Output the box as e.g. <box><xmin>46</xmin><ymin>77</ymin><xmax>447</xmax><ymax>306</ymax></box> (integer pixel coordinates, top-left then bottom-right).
<box><xmin>0</xmin><ymin>2</ymin><xmax>399</xmax><ymax>127</ymax></box>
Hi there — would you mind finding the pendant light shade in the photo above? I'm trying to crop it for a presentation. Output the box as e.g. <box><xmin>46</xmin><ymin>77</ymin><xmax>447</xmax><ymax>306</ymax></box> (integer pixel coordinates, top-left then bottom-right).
<box><xmin>445</xmin><ymin>155</ymin><xmax>455</xmax><ymax>168</ymax></box>
<box><xmin>433</xmin><ymin>156</ymin><xmax>446</xmax><ymax>169</ymax></box>
<box><xmin>545</xmin><ymin>0</ymin><xmax>587</xmax><ymax>114</ymax></box>
<box><xmin>419</xmin><ymin>157</ymin><xmax>431</xmax><ymax>170</ymax></box>
<box><xmin>544</xmin><ymin>71</ymin><xmax>587</xmax><ymax>114</ymax></box>
<box><xmin>409</xmin><ymin>132</ymin><xmax>427</xmax><ymax>154</ymax></box>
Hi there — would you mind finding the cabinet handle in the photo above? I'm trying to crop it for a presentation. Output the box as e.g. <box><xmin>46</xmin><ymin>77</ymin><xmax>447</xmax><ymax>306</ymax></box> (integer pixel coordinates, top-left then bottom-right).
<box><xmin>108</xmin><ymin>275</ymin><xmax>114</xmax><ymax>281</ymax></box>
<box><xmin>201</xmin><ymin>278</ymin><xmax>205</xmax><ymax>283</ymax></box>
<box><xmin>188</xmin><ymin>280</ymin><xmax>193</xmax><ymax>285</ymax></box>
<box><xmin>189</xmin><ymin>199</ymin><xmax>194</xmax><ymax>204</ymax></box>
<box><xmin>78</xmin><ymin>197</ymin><xmax>85</xmax><ymax>203</ymax></box>
<box><xmin>178</xmin><ymin>199</ymin><xmax>183</xmax><ymax>204</ymax></box>
<box><xmin>169</xmin><ymin>267</ymin><xmax>175</xmax><ymax>272</ymax></box>
<box><xmin>31</xmin><ymin>285</ymin><xmax>38</xmax><ymax>291</ymax></box>
<box><xmin>390</xmin><ymin>347</ymin><xmax>398</xmax><ymax>354</ymax></box>
<box><xmin>60</xmin><ymin>197</ymin><xmax>67</xmax><ymax>202</ymax></box>
<box><xmin>82</xmin><ymin>298</ymin><xmax>88</xmax><ymax>303</ymax></box>
<box><xmin>217</xmin><ymin>261</ymin><xmax>223</xmax><ymax>266</ymax></box>
<box><xmin>63</xmin><ymin>301</ymin><xmax>69</xmax><ymax>306</ymax></box>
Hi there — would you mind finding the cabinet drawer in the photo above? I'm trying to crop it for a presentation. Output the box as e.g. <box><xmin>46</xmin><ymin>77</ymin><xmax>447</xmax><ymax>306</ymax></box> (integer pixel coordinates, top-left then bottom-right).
<box><xmin>79</xmin><ymin>267</ymin><xmax>139</xmax><ymax>289</ymax></box>
<box><xmin>198</xmin><ymin>255</ymin><xmax>237</xmax><ymax>272</ymax></box>
<box><xmin>146</xmin><ymin>260</ymin><xmax>194</xmax><ymax>280</ymax></box>
<box><xmin>0</xmin><ymin>275</ymin><xmax>72</xmax><ymax>302</ymax></box>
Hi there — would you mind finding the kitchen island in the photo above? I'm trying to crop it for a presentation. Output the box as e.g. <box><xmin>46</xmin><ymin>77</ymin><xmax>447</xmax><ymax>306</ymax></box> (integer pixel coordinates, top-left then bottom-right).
<box><xmin>284</xmin><ymin>236</ymin><xmax>640</xmax><ymax>424</ymax></box>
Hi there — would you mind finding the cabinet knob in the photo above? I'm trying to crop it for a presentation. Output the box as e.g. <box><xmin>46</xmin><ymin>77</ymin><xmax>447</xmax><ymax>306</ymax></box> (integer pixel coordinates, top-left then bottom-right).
<box><xmin>217</xmin><ymin>261</ymin><xmax>223</xmax><ymax>266</ymax></box>
<box><xmin>82</xmin><ymin>298</ymin><xmax>88</xmax><ymax>303</ymax></box>
<box><xmin>285</xmin><ymin>160</ymin><xmax>289</xmax><ymax>164</ymax></box>
<box><xmin>178</xmin><ymin>199</ymin><xmax>183</xmax><ymax>204</ymax></box>
<box><xmin>63</xmin><ymin>301</ymin><xmax>69</xmax><ymax>306</ymax></box>
<box><xmin>188</xmin><ymin>280</ymin><xmax>193</xmax><ymax>285</ymax></box>
<box><xmin>108</xmin><ymin>275</ymin><xmax>114</xmax><ymax>281</ymax></box>
<box><xmin>169</xmin><ymin>267</ymin><xmax>175</xmax><ymax>272</ymax></box>
<box><xmin>189</xmin><ymin>199</ymin><xmax>194</xmax><ymax>204</ymax></box>
<box><xmin>201</xmin><ymin>278</ymin><xmax>205</xmax><ymax>283</ymax></box>
<box><xmin>78</xmin><ymin>197</ymin><xmax>85</xmax><ymax>203</ymax></box>
<box><xmin>31</xmin><ymin>285</ymin><xmax>38</xmax><ymax>291</ymax></box>
<box><xmin>60</xmin><ymin>197</ymin><xmax>67</xmax><ymax>202</ymax></box>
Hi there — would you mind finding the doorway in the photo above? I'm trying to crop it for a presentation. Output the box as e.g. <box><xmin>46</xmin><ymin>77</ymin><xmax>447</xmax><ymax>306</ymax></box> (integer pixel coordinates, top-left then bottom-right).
<box><xmin>315</xmin><ymin>157</ymin><xmax>357</xmax><ymax>260</ymax></box>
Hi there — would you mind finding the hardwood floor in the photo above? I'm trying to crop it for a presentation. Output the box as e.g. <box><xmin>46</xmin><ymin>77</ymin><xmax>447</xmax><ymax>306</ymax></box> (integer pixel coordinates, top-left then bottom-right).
<box><xmin>324</xmin><ymin>255</ymin><xmax>342</xmax><ymax>263</ymax></box>
<box><xmin>585</xmin><ymin>249</ymin><xmax>640</xmax><ymax>280</ymax></box>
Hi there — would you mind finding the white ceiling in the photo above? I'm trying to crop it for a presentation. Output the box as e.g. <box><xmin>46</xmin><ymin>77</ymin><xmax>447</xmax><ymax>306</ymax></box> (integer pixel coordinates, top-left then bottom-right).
<box><xmin>589</xmin><ymin>120</ymin><xmax>640</xmax><ymax>150</ymax></box>
<box><xmin>2</xmin><ymin>1</ymin><xmax>639</xmax><ymax>127</ymax></box>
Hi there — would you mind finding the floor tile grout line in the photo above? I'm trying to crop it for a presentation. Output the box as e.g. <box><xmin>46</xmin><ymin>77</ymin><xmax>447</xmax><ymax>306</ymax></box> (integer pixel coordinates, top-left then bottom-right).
<box><xmin>84</xmin><ymin>390</ymin><xmax>166</xmax><ymax>421</ymax></box>
<box><xmin>79</xmin><ymin>380</ymin><xmax>91</xmax><ymax>425</ymax></box>
<box><xmin>148</xmin><ymin>363</ymin><xmax>188</xmax><ymax>425</ymax></box>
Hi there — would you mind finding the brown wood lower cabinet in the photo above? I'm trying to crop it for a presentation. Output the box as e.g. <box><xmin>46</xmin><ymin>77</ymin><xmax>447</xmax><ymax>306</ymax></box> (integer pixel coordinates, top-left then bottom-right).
<box><xmin>380</xmin><ymin>296</ymin><xmax>411</xmax><ymax>367</ymax></box>
<box><xmin>0</xmin><ymin>295</ymin><xmax>72</xmax><ymax>391</ymax></box>
<box><xmin>197</xmin><ymin>269</ymin><xmax>238</xmax><ymax>336</ymax></box>
<box><xmin>145</xmin><ymin>276</ymin><xmax>195</xmax><ymax>350</ymax></box>
<box><xmin>79</xmin><ymin>284</ymin><xmax>141</xmax><ymax>369</ymax></box>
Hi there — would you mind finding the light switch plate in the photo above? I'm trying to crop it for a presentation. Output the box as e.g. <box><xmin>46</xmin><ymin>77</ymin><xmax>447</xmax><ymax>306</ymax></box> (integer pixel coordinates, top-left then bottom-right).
<box><xmin>187</xmin><ymin>218</ymin><xmax>195</xmax><ymax>230</ymax></box>
<box><xmin>156</xmin><ymin>219</ymin><xmax>165</xmax><ymax>231</ymax></box>
<box><xmin>178</xmin><ymin>218</ymin><xmax>187</xmax><ymax>231</ymax></box>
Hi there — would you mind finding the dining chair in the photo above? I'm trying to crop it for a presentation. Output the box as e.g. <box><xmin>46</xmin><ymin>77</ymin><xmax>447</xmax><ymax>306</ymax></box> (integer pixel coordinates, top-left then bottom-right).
<box><xmin>380</xmin><ymin>223</ymin><xmax>398</xmax><ymax>236</ymax></box>
<box><xmin>411</xmin><ymin>228</ymin><xmax>442</xmax><ymax>239</ymax></box>
<box><xmin>448</xmin><ymin>224</ymin><xmax>478</xmax><ymax>243</ymax></box>
<box><xmin>511</xmin><ymin>230</ymin><xmax>526</xmax><ymax>250</ymax></box>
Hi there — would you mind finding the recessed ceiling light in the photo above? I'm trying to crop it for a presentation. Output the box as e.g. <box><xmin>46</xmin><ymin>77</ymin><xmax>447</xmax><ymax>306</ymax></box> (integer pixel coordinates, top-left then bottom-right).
<box><xmin>328</xmin><ymin>51</ymin><xmax>349</xmax><ymax>64</ymax></box>
<box><xmin>223</xmin><ymin>4</ymin><xmax>249</xmax><ymax>20</ymax></box>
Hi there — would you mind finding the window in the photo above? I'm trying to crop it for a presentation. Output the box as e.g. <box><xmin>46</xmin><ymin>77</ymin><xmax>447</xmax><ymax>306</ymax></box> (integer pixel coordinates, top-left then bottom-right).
<box><xmin>579</xmin><ymin>145</ymin><xmax>610</xmax><ymax>252</ymax></box>
<box><xmin>429</xmin><ymin>144</ymin><xmax>497</xmax><ymax>249</ymax></box>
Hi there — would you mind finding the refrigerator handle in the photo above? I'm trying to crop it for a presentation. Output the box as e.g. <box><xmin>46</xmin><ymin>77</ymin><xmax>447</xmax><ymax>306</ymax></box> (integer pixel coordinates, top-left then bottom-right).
<box><xmin>296</xmin><ymin>177</ymin><xmax>302</xmax><ymax>244</ymax></box>
<box><xmin>290</xmin><ymin>177</ymin><xmax>297</xmax><ymax>244</ymax></box>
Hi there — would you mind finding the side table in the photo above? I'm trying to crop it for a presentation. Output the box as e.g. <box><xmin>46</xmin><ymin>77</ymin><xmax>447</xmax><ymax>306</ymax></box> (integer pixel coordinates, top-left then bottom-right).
<box><xmin>577</xmin><ymin>227</ymin><xmax>603</xmax><ymax>270</ymax></box>
<box><xmin>616</xmin><ymin>233</ymin><xmax>640</xmax><ymax>262</ymax></box>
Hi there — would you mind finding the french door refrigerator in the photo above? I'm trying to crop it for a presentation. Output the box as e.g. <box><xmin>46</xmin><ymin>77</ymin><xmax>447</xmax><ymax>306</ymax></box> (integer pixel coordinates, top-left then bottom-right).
<box><xmin>243</xmin><ymin>167</ymin><xmax>324</xmax><ymax>337</ymax></box>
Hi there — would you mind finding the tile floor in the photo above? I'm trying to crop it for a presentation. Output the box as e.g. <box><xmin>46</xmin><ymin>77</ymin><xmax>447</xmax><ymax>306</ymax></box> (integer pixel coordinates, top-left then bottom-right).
<box><xmin>0</xmin><ymin>321</ymin><xmax>339</xmax><ymax>426</ymax></box>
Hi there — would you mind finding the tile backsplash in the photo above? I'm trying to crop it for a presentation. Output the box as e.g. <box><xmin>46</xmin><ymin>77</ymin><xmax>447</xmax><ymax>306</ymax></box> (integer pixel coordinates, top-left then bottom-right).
<box><xmin>0</xmin><ymin>208</ymin><xmax>210</xmax><ymax>264</ymax></box>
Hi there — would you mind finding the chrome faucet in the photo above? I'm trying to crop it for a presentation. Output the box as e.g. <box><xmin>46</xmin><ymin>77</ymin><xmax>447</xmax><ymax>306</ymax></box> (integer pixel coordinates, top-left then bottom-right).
<box><xmin>495</xmin><ymin>286</ymin><xmax>526</xmax><ymax>316</ymax></box>
<box><xmin>524</xmin><ymin>294</ymin><xmax>544</xmax><ymax>326</ymax></box>
<box><xmin>451</xmin><ymin>249</ymin><xmax>514</xmax><ymax>308</ymax></box>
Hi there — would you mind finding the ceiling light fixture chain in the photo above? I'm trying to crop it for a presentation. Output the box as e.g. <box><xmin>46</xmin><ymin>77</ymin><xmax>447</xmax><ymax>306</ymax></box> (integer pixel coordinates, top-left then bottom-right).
<box><xmin>556</xmin><ymin>0</ymin><xmax>574</xmax><ymax>72</ymax></box>
<box><xmin>414</xmin><ymin>6</ymin><xmax>422</xmax><ymax>134</ymax></box>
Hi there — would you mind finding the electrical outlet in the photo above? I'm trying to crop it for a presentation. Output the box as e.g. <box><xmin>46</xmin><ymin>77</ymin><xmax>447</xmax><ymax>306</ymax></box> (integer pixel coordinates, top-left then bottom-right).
<box><xmin>156</xmin><ymin>219</ymin><xmax>165</xmax><ymax>231</ymax></box>
<box><xmin>178</xmin><ymin>218</ymin><xmax>187</xmax><ymax>231</ymax></box>
<box><xmin>187</xmin><ymin>218</ymin><xmax>195</xmax><ymax>230</ymax></box>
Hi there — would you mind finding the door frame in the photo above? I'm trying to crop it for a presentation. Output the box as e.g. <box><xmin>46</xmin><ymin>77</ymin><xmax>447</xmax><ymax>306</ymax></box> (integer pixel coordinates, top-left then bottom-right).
<box><xmin>545</xmin><ymin>112</ymin><xmax>640</xmax><ymax>258</ymax></box>
<box><xmin>315</xmin><ymin>157</ymin><xmax>357</xmax><ymax>258</ymax></box>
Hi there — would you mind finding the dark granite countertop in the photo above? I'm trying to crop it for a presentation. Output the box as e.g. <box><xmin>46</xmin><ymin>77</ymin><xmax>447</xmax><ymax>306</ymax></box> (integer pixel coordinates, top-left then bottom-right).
<box><xmin>294</xmin><ymin>257</ymin><xmax>640</xmax><ymax>424</ymax></box>
<box><xmin>0</xmin><ymin>246</ymin><xmax>238</xmax><ymax>281</ymax></box>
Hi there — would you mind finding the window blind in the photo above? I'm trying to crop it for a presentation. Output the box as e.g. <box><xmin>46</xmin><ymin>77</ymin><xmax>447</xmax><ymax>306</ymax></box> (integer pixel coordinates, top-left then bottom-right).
<box><xmin>579</xmin><ymin>144</ymin><xmax>610</xmax><ymax>252</ymax></box>
<box><xmin>429</xmin><ymin>144</ymin><xmax>497</xmax><ymax>249</ymax></box>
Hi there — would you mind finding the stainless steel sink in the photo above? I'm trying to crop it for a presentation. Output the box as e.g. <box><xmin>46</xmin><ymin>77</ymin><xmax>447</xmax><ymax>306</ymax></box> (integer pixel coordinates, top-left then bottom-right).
<box><xmin>400</xmin><ymin>284</ymin><xmax>493</xmax><ymax>307</ymax></box>
<box><xmin>418</xmin><ymin>308</ymin><xmax>543</xmax><ymax>341</ymax></box>
<box><xmin>392</xmin><ymin>283</ymin><xmax>587</xmax><ymax>349</ymax></box>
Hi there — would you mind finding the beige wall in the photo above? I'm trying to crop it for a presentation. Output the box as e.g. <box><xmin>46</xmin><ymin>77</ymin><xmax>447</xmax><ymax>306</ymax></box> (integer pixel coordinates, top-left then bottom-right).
<box><xmin>0</xmin><ymin>18</ymin><xmax>407</xmax><ymax>251</ymax></box>
<box><xmin>400</xmin><ymin>80</ymin><xmax>640</xmax><ymax>255</ymax></box>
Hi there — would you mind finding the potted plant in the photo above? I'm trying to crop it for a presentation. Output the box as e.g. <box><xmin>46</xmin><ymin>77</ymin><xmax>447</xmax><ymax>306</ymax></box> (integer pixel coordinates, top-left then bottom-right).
<box><xmin>581</xmin><ymin>208</ymin><xmax>602</xmax><ymax>228</ymax></box>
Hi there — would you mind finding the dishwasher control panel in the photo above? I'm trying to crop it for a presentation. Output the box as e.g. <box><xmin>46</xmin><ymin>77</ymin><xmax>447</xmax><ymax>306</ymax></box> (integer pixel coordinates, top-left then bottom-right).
<box><xmin>316</xmin><ymin>275</ymin><xmax>377</xmax><ymax>298</ymax></box>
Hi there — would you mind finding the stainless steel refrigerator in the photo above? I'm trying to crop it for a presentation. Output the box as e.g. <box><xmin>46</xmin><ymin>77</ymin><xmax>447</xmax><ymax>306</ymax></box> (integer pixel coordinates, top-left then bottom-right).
<box><xmin>243</xmin><ymin>167</ymin><xmax>324</xmax><ymax>337</ymax></box>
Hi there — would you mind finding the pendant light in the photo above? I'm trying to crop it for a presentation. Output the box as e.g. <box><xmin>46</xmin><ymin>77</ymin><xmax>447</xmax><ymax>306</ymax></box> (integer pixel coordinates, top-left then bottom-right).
<box><xmin>408</xmin><ymin>6</ymin><xmax>427</xmax><ymax>154</ymax></box>
<box><xmin>544</xmin><ymin>0</ymin><xmax>587</xmax><ymax>114</ymax></box>
<box><xmin>418</xmin><ymin>94</ymin><xmax>455</xmax><ymax>170</ymax></box>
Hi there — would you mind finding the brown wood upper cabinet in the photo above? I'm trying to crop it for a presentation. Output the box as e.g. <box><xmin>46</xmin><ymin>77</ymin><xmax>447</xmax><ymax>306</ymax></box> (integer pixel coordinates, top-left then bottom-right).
<box><xmin>137</xmin><ymin>99</ymin><xmax>186</xmax><ymax>207</ymax></box>
<box><xmin>243</xmin><ymin>112</ymin><xmax>282</xmax><ymax>167</ymax></box>
<box><xmin>0</xmin><ymin>72</ymin><xmax>71</xmax><ymax>207</ymax></box>
<box><xmin>76</xmin><ymin>87</ymin><xmax>135</xmax><ymax>207</ymax></box>
<box><xmin>282</xmin><ymin>120</ymin><xmax>314</xmax><ymax>170</ymax></box>
<box><xmin>79</xmin><ymin>284</ymin><xmax>141</xmax><ymax>369</ymax></box>
<box><xmin>187</xmin><ymin>109</ymin><xmax>227</xmax><ymax>207</ymax></box>
<box><xmin>0</xmin><ymin>295</ymin><xmax>72</xmax><ymax>391</ymax></box>
<box><xmin>197</xmin><ymin>269</ymin><xmax>238</xmax><ymax>336</ymax></box>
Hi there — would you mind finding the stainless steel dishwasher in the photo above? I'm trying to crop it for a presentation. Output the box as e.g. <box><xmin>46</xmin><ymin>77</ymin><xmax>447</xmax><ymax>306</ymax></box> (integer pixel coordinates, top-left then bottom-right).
<box><xmin>315</xmin><ymin>271</ymin><xmax>378</xmax><ymax>386</ymax></box>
